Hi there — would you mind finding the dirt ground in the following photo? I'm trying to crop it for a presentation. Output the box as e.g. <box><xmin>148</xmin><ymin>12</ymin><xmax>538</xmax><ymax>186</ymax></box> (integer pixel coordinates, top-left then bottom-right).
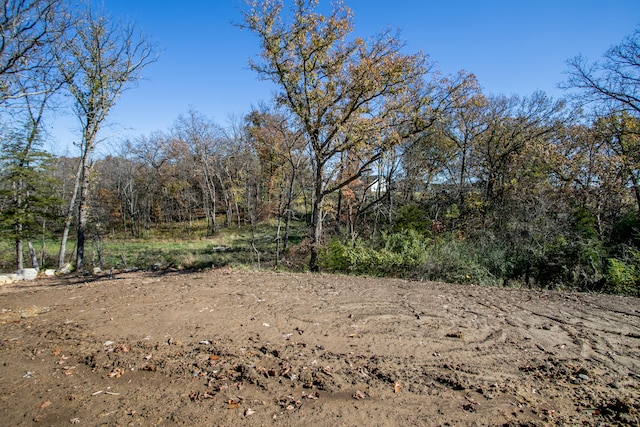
<box><xmin>0</xmin><ymin>269</ymin><xmax>638</xmax><ymax>426</ymax></box>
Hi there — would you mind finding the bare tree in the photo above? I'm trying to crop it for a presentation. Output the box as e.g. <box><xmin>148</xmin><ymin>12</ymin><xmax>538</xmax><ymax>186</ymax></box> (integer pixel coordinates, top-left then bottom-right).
<box><xmin>0</xmin><ymin>0</ymin><xmax>67</xmax><ymax>107</ymax></box>
<box><xmin>56</xmin><ymin>5</ymin><xmax>157</xmax><ymax>270</ymax></box>
<box><xmin>170</xmin><ymin>109</ymin><xmax>227</xmax><ymax>235</ymax></box>
<box><xmin>565</xmin><ymin>27</ymin><xmax>640</xmax><ymax>217</ymax></box>
<box><xmin>246</xmin><ymin>105</ymin><xmax>307</xmax><ymax>262</ymax></box>
<box><xmin>565</xmin><ymin>26</ymin><xmax>640</xmax><ymax>115</ymax></box>
<box><xmin>594</xmin><ymin>112</ymin><xmax>640</xmax><ymax>216</ymax></box>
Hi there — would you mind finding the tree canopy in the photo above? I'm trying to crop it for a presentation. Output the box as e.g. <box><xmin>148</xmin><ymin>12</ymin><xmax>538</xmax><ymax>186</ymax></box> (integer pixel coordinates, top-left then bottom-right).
<box><xmin>0</xmin><ymin>1</ymin><xmax>639</xmax><ymax>295</ymax></box>
<box><xmin>244</xmin><ymin>0</ymin><xmax>431</xmax><ymax>270</ymax></box>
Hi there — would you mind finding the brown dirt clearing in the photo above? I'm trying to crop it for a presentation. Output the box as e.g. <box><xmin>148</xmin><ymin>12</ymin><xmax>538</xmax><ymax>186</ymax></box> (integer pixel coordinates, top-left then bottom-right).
<box><xmin>0</xmin><ymin>269</ymin><xmax>639</xmax><ymax>426</ymax></box>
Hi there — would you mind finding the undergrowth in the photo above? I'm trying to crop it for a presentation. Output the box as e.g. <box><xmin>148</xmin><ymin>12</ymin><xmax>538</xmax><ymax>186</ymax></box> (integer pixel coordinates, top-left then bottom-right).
<box><xmin>0</xmin><ymin>220</ymin><xmax>308</xmax><ymax>273</ymax></box>
<box><xmin>2</xmin><ymin>219</ymin><xmax>639</xmax><ymax>297</ymax></box>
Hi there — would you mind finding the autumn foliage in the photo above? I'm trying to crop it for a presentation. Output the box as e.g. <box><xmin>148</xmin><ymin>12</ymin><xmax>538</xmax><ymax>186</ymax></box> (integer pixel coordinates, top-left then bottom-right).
<box><xmin>1</xmin><ymin>0</ymin><xmax>639</xmax><ymax>295</ymax></box>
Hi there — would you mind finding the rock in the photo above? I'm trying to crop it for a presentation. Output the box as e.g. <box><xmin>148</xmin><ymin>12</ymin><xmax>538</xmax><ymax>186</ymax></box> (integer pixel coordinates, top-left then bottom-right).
<box><xmin>58</xmin><ymin>263</ymin><xmax>72</xmax><ymax>274</ymax></box>
<box><xmin>0</xmin><ymin>275</ymin><xmax>14</xmax><ymax>286</ymax></box>
<box><xmin>15</xmin><ymin>268</ymin><xmax>38</xmax><ymax>281</ymax></box>
<box><xmin>92</xmin><ymin>267</ymin><xmax>102</xmax><ymax>275</ymax></box>
<box><xmin>44</xmin><ymin>269</ymin><xmax>56</xmax><ymax>276</ymax></box>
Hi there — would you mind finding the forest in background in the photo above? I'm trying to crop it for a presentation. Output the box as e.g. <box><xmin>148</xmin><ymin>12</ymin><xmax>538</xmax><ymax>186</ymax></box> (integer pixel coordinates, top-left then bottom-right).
<box><xmin>1</xmin><ymin>0</ymin><xmax>639</xmax><ymax>295</ymax></box>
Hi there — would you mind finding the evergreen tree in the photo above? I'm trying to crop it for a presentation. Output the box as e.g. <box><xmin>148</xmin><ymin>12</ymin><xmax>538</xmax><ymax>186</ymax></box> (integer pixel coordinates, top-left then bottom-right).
<box><xmin>0</xmin><ymin>122</ymin><xmax>62</xmax><ymax>270</ymax></box>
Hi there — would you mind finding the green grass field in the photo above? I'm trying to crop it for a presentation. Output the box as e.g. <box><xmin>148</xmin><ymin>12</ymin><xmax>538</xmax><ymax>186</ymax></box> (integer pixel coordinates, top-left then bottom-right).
<box><xmin>0</xmin><ymin>220</ymin><xmax>309</xmax><ymax>273</ymax></box>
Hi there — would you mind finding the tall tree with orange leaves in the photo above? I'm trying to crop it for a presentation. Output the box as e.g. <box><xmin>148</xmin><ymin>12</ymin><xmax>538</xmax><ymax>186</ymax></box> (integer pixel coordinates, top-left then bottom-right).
<box><xmin>244</xmin><ymin>0</ymin><xmax>431</xmax><ymax>270</ymax></box>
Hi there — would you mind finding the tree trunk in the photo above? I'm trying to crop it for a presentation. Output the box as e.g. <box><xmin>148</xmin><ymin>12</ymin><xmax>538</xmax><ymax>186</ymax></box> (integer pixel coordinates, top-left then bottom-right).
<box><xmin>76</xmin><ymin>156</ymin><xmax>91</xmax><ymax>270</ymax></box>
<box><xmin>283</xmin><ymin>162</ymin><xmax>297</xmax><ymax>251</ymax></box>
<box><xmin>275</xmin><ymin>172</ymin><xmax>286</xmax><ymax>267</ymax></box>
<box><xmin>458</xmin><ymin>146</ymin><xmax>467</xmax><ymax>206</ymax></box>
<box><xmin>309</xmin><ymin>196</ymin><xmax>324</xmax><ymax>272</ymax></box>
<box><xmin>629</xmin><ymin>170</ymin><xmax>640</xmax><ymax>218</ymax></box>
<box><xmin>40</xmin><ymin>220</ymin><xmax>46</xmax><ymax>269</ymax></box>
<box><xmin>335</xmin><ymin>188</ymin><xmax>343</xmax><ymax>236</ymax></box>
<box><xmin>16</xmin><ymin>237</ymin><xmax>24</xmax><ymax>270</ymax></box>
<box><xmin>11</xmin><ymin>177</ymin><xmax>28</xmax><ymax>271</ymax></box>
<box><xmin>219</xmin><ymin>168</ymin><xmax>235</xmax><ymax>228</ymax></box>
<box><xmin>27</xmin><ymin>239</ymin><xmax>39</xmax><ymax>271</ymax></box>
<box><xmin>58</xmin><ymin>158</ymin><xmax>83</xmax><ymax>270</ymax></box>
<box><xmin>76</xmin><ymin>143</ymin><xmax>93</xmax><ymax>271</ymax></box>
<box><xmin>309</xmin><ymin>166</ymin><xmax>325</xmax><ymax>272</ymax></box>
<box><xmin>201</xmin><ymin>162</ymin><xmax>217</xmax><ymax>235</ymax></box>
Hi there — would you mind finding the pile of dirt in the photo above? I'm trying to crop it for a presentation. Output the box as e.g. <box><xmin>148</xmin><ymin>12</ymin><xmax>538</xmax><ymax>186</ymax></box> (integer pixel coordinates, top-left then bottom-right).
<box><xmin>0</xmin><ymin>269</ymin><xmax>638</xmax><ymax>426</ymax></box>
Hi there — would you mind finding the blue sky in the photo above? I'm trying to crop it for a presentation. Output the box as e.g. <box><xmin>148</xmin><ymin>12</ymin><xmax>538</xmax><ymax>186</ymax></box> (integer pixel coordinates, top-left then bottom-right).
<box><xmin>47</xmin><ymin>0</ymin><xmax>640</xmax><ymax>155</ymax></box>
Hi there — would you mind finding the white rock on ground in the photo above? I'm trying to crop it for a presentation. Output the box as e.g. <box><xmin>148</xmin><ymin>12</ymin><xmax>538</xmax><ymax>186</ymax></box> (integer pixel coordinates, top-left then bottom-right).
<box><xmin>15</xmin><ymin>268</ymin><xmax>38</xmax><ymax>281</ymax></box>
<box><xmin>0</xmin><ymin>270</ymin><xmax>37</xmax><ymax>285</ymax></box>
<box><xmin>58</xmin><ymin>263</ymin><xmax>72</xmax><ymax>274</ymax></box>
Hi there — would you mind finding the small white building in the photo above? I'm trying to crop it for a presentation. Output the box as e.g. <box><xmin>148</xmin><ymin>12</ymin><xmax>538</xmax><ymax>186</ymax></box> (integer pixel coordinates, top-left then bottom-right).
<box><xmin>369</xmin><ymin>175</ymin><xmax>388</xmax><ymax>193</ymax></box>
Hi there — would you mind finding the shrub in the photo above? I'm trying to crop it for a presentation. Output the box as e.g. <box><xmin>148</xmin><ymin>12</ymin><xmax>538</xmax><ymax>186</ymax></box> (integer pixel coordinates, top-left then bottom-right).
<box><xmin>606</xmin><ymin>248</ymin><xmax>640</xmax><ymax>296</ymax></box>
<box><xmin>523</xmin><ymin>236</ymin><xmax>605</xmax><ymax>291</ymax></box>
<box><xmin>418</xmin><ymin>238</ymin><xmax>500</xmax><ymax>286</ymax></box>
<box><xmin>321</xmin><ymin>239</ymin><xmax>350</xmax><ymax>272</ymax></box>
<box><xmin>381</xmin><ymin>229</ymin><xmax>429</xmax><ymax>266</ymax></box>
<box><xmin>319</xmin><ymin>230</ymin><xmax>429</xmax><ymax>277</ymax></box>
<box><xmin>611</xmin><ymin>212</ymin><xmax>640</xmax><ymax>247</ymax></box>
<box><xmin>392</xmin><ymin>205</ymin><xmax>430</xmax><ymax>234</ymax></box>
<box><xmin>319</xmin><ymin>231</ymin><xmax>504</xmax><ymax>286</ymax></box>
<box><xmin>319</xmin><ymin>239</ymin><xmax>399</xmax><ymax>276</ymax></box>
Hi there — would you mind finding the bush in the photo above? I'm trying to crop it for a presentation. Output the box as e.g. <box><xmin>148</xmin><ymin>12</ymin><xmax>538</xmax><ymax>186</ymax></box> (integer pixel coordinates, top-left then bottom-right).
<box><xmin>611</xmin><ymin>212</ymin><xmax>640</xmax><ymax>247</ymax></box>
<box><xmin>320</xmin><ymin>229</ymin><xmax>640</xmax><ymax>295</ymax></box>
<box><xmin>519</xmin><ymin>236</ymin><xmax>605</xmax><ymax>291</ymax></box>
<box><xmin>606</xmin><ymin>248</ymin><xmax>640</xmax><ymax>296</ymax></box>
<box><xmin>321</xmin><ymin>239</ymin><xmax>351</xmax><ymax>272</ymax></box>
<box><xmin>382</xmin><ymin>229</ymin><xmax>429</xmax><ymax>266</ymax></box>
<box><xmin>320</xmin><ymin>231</ymin><xmax>504</xmax><ymax>286</ymax></box>
<box><xmin>319</xmin><ymin>230</ymin><xmax>429</xmax><ymax>277</ymax></box>
<box><xmin>392</xmin><ymin>205</ymin><xmax>430</xmax><ymax>234</ymax></box>
<box><xmin>418</xmin><ymin>238</ymin><xmax>500</xmax><ymax>286</ymax></box>
<box><xmin>319</xmin><ymin>239</ymin><xmax>403</xmax><ymax>276</ymax></box>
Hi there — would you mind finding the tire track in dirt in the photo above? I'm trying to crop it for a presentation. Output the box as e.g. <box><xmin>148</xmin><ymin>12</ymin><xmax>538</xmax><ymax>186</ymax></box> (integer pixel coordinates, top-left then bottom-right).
<box><xmin>0</xmin><ymin>270</ymin><xmax>638</xmax><ymax>426</ymax></box>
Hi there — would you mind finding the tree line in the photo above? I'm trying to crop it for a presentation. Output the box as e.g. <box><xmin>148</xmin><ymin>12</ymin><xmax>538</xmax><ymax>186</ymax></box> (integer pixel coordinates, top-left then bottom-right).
<box><xmin>0</xmin><ymin>0</ymin><xmax>155</xmax><ymax>270</ymax></box>
<box><xmin>1</xmin><ymin>0</ymin><xmax>639</xmax><ymax>294</ymax></box>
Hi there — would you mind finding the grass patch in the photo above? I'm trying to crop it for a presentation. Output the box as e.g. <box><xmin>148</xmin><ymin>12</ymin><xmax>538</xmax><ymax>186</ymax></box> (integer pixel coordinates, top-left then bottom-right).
<box><xmin>0</xmin><ymin>221</ymin><xmax>309</xmax><ymax>273</ymax></box>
